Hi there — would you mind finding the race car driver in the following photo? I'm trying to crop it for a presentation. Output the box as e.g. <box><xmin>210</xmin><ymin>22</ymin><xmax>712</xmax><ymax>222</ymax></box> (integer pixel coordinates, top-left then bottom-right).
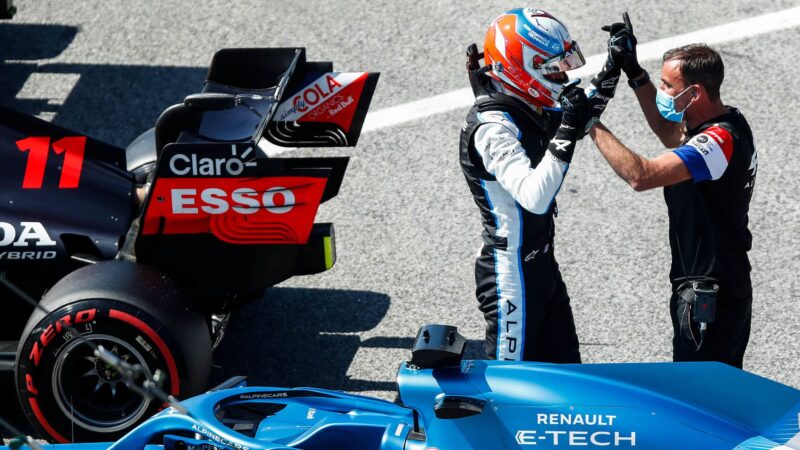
<box><xmin>459</xmin><ymin>8</ymin><xmax>618</xmax><ymax>362</ymax></box>
<box><xmin>588</xmin><ymin>15</ymin><xmax>758</xmax><ymax>368</ymax></box>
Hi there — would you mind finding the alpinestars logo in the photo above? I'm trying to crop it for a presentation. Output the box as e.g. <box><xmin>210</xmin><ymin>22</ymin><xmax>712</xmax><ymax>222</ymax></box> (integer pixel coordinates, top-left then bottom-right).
<box><xmin>600</xmin><ymin>76</ymin><xmax>619</xmax><ymax>89</ymax></box>
<box><xmin>524</xmin><ymin>249</ymin><xmax>539</xmax><ymax>262</ymax></box>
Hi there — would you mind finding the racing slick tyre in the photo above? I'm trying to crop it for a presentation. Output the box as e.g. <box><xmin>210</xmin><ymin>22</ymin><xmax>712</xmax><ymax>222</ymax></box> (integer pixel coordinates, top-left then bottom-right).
<box><xmin>13</xmin><ymin>260</ymin><xmax>212</xmax><ymax>443</ymax></box>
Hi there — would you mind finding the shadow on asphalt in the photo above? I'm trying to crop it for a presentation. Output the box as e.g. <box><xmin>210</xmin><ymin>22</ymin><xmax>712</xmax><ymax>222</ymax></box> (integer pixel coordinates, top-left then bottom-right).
<box><xmin>0</xmin><ymin>23</ymin><xmax>77</xmax><ymax>61</ymax></box>
<box><xmin>210</xmin><ymin>286</ymin><xmax>485</xmax><ymax>393</ymax></box>
<box><xmin>1</xmin><ymin>23</ymin><xmax>207</xmax><ymax>148</ymax></box>
<box><xmin>1</xmin><ymin>286</ymin><xmax>485</xmax><ymax>439</ymax></box>
<box><xmin>0</xmin><ymin>23</ymin><xmax>208</xmax><ymax>438</ymax></box>
<box><xmin>210</xmin><ymin>286</ymin><xmax>397</xmax><ymax>392</ymax></box>
<box><xmin>0</xmin><ymin>22</ymin><xmax>487</xmax><ymax>439</ymax></box>
<box><xmin>0</xmin><ymin>286</ymin><xmax>396</xmax><ymax>438</ymax></box>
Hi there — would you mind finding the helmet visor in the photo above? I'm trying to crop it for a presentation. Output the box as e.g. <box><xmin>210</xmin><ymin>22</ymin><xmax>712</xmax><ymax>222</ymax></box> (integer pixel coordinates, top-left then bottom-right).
<box><xmin>535</xmin><ymin>41</ymin><xmax>586</xmax><ymax>74</ymax></box>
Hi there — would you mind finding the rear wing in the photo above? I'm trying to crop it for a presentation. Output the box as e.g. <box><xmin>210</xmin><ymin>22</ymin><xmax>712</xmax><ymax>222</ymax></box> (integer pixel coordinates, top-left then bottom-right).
<box><xmin>155</xmin><ymin>47</ymin><xmax>379</xmax><ymax>153</ymax></box>
<box><xmin>135</xmin><ymin>142</ymin><xmax>348</xmax><ymax>296</ymax></box>
<box><xmin>136</xmin><ymin>47</ymin><xmax>378</xmax><ymax>296</ymax></box>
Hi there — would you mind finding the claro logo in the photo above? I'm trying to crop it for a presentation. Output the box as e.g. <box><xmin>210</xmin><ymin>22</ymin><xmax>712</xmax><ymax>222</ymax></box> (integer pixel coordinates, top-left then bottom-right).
<box><xmin>169</xmin><ymin>147</ymin><xmax>256</xmax><ymax>176</ymax></box>
<box><xmin>169</xmin><ymin>146</ymin><xmax>256</xmax><ymax>176</ymax></box>
<box><xmin>171</xmin><ymin>187</ymin><xmax>296</xmax><ymax>215</ymax></box>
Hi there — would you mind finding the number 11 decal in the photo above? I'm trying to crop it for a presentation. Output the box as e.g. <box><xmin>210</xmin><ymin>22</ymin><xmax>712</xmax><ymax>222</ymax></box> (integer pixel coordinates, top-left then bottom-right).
<box><xmin>16</xmin><ymin>136</ymin><xmax>87</xmax><ymax>189</ymax></box>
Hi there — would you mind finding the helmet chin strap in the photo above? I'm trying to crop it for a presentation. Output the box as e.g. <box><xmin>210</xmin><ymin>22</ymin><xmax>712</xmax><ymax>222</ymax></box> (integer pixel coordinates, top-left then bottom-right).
<box><xmin>486</xmin><ymin>77</ymin><xmax>546</xmax><ymax>113</ymax></box>
<box><xmin>505</xmin><ymin>80</ymin><xmax>548</xmax><ymax>109</ymax></box>
<box><xmin>545</xmin><ymin>78</ymin><xmax>581</xmax><ymax>112</ymax></box>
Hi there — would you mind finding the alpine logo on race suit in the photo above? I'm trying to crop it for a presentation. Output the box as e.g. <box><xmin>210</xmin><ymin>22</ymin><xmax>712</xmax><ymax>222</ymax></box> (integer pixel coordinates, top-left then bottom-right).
<box><xmin>142</xmin><ymin>144</ymin><xmax>328</xmax><ymax>245</ymax></box>
<box><xmin>273</xmin><ymin>72</ymin><xmax>369</xmax><ymax>132</ymax></box>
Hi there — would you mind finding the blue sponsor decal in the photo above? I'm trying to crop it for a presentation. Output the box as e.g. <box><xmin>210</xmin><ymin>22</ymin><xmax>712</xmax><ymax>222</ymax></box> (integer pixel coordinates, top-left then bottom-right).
<box><xmin>511</xmin><ymin>9</ymin><xmax>563</xmax><ymax>56</ymax></box>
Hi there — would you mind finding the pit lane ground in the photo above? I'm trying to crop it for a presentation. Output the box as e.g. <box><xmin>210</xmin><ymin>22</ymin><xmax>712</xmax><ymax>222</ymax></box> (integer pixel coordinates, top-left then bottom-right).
<box><xmin>2</xmin><ymin>0</ymin><xmax>800</xmax><ymax>437</ymax></box>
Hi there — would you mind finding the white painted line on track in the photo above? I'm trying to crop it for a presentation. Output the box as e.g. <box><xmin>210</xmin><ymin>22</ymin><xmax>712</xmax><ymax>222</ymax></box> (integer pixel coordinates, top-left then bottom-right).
<box><xmin>361</xmin><ymin>6</ymin><xmax>800</xmax><ymax>134</ymax></box>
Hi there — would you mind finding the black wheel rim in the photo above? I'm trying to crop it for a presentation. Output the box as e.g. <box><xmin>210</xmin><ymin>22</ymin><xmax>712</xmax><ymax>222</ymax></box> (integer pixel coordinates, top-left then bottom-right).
<box><xmin>51</xmin><ymin>334</ymin><xmax>152</xmax><ymax>433</ymax></box>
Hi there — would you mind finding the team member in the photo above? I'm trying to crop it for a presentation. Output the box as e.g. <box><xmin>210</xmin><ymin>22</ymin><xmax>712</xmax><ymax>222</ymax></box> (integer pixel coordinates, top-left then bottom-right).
<box><xmin>589</xmin><ymin>15</ymin><xmax>758</xmax><ymax>367</ymax></box>
<box><xmin>459</xmin><ymin>8</ymin><xmax>618</xmax><ymax>362</ymax></box>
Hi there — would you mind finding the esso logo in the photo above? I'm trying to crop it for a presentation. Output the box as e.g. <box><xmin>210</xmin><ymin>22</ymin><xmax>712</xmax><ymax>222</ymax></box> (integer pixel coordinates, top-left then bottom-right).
<box><xmin>527</xmin><ymin>88</ymin><xmax>540</xmax><ymax>98</ymax></box>
<box><xmin>169</xmin><ymin>153</ymin><xmax>245</xmax><ymax>176</ymax></box>
<box><xmin>171</xmin><ymin>187</ymin><xmax>295</xmax><ymax>215</ymax></box>
<box><xmin>292</xmin><ymin>74</ymin><xmax>343</xmax><ymax>113</ymax></box>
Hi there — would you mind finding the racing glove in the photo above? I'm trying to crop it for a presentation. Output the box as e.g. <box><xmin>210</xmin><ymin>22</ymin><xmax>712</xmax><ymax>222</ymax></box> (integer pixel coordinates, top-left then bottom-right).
<box><xmin>585</xmin><ymin>44</ymin><xmax>622</xmax><ymax>127</ymax></box>
<box><xmin>602</xmin><ymin>12</ymin><xmax>644</xmax><ymax>80</ymax></box>
<box><xmin>548</xmin><ymin>83</ymin><xmax>591</xmax><ymax>163</ymax></box>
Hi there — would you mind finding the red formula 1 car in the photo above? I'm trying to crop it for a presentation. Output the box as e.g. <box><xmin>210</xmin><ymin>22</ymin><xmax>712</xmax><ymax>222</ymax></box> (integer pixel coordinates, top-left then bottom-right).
<box><xmin>0</xmin><ymin>47</ymin><xmax>378</xmax><ymax>442</ymax></box>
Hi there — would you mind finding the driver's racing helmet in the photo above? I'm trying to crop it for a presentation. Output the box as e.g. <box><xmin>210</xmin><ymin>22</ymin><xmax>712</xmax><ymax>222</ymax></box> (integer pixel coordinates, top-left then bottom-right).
<box><xmin>483</xmin><ymin>8</ymin><xmax>586</xmax><ymax>108</ymax></box>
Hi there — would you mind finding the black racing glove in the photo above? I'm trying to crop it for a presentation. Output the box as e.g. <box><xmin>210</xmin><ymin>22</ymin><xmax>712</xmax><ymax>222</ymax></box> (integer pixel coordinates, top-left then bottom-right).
<box><xmin>586</xmin><ymin>36</ymin><xmax>622</xmax><ymax>125</ymax></box>
<box><xmin>602</xmin><ymin>12</ymin><xmax>644</xmax><ymax>80</ymax></box>
<box><xmin>548</xmin><ymin>82</ymin><xmax>591</xmax><ymax>163</ymax></box>
<box><xmin>584</xmin><ymin>83</ymin><xmax>615</xmax><ymax>130</ymax></box>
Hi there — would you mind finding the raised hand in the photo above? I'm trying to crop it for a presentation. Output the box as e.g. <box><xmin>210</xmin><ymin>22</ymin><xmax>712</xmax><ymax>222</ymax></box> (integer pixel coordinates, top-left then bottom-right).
<box><xmin>602</xmin><ymin>12</ymin><xmax>644</xmax><ymax>79</ymax></box>
<box><xmin>559</xmin><ymin>81</ymin><xmax>593</xmax><ymax>140</ymax></box>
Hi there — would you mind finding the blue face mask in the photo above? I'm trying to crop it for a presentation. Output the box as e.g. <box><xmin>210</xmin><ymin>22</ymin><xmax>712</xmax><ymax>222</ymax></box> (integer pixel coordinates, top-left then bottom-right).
<box><xmin>656</xmin><ymin>86</ymin><xmax>695</xmax><ymax>122</ymax></box>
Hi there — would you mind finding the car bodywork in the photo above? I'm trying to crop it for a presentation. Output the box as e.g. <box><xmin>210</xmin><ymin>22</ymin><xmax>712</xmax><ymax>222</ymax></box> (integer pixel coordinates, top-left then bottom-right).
<box><xmin>0</xmin><ymin>47</ymin><xmax>379</xmax><ymax>442</ymax></box>
<box><xmin>4</xmin><ymin>325</ymin><xmax>799</xmax><ymax>449</ymax></box>
<box><xmin>0</xmin><ymin>47</ymin><xmax>378</xmax><ymax>304</ymax></box>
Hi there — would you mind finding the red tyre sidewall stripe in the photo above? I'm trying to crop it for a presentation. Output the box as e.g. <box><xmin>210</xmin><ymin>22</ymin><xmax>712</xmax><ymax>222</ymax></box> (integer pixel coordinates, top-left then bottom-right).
<box><xmin>29</xmin><ymin>398</ymin><xmax>68</xmax><ymax>443</ymax></box>
<box><xmin>109</xmin><ymin>309</ymin><xmax>180</xmax><ymax>396</ymax></box>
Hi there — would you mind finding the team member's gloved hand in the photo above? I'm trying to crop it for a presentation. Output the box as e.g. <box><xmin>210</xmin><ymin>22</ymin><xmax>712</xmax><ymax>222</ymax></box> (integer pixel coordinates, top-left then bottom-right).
<box><xmin>602</xmin><ymin>12</ymin><xmax>644</xmax><ymax>80</ymax></box>
<box><xmin>595</xmin><ymin>22</ymin><xmax>622</xmax><ymax>86</ymax></box>
<box><xmin>548</xmin><ymin>82</ymin><xmax>591</xmax><ymax>163</ymax></box>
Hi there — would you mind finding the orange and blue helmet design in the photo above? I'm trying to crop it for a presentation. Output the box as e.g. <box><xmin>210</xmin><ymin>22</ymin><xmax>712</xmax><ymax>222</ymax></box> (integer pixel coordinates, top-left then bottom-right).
<box><xmin>483</xmin><ymin>8</ymin><xmax>586</xmax><ymax>107</ymax></box>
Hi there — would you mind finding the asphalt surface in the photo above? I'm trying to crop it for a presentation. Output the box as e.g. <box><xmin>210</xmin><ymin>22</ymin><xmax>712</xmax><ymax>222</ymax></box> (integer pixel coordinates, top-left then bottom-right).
<box><xmin>2</xmin><ymin>0</ymin><xmax>800</xmax><ymax>439</ymax></box>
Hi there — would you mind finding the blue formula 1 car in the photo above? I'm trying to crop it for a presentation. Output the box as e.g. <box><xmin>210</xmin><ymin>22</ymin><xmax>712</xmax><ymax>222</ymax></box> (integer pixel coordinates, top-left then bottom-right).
<box><xmin>3</xmin><ymin>324</ymin><xmax>799</xmax><ymax>450</ymax></box>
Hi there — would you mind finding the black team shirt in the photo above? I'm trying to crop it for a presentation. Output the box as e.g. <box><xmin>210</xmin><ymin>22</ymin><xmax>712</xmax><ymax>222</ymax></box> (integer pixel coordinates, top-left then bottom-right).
<box><xmin>665</xmin><ymin>107</ymin><xmax>757</xmax><ymax>296</ymax></box>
